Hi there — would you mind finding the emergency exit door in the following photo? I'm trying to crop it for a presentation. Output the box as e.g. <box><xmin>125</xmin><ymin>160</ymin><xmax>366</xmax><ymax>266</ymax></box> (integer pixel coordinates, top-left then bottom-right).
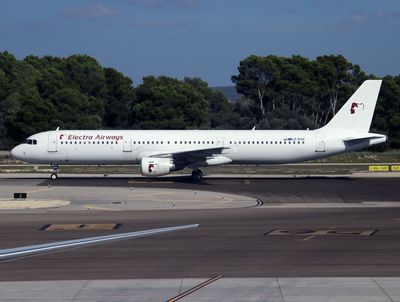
<box><xmin>48</xmin><ymin>134</ymin><xmax>57</xmax><ymax>152</ymax></box>
<box><xmin>123</xmin><ymin>135</ymin><xmax>132</xmax><ymax>152</ymax></box>
<box><xmin>315</xmin><ymin>133</ymin><xmax>325</xmax><ymax>152</ymax></box>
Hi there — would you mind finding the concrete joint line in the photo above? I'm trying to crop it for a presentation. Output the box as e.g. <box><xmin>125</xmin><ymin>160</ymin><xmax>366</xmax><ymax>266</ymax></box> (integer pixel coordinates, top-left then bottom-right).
<box><xmin>167</xmin><ymin>275</ymin><xmax>223</xmax><ymax>302</ymax></box>
<box><xmin>372</xmin><ymin>277</ymin><xmax>394</xmax><ymax>302</ymax></box>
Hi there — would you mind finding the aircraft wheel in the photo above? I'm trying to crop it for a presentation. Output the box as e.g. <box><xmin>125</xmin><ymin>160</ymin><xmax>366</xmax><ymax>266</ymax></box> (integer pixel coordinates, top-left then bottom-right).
<box><xmin>50</xmin><ymin>173</ymin><xmax>58</xmax><ymax>180</ymax></box>
<box><xmin>191</xmin><ymin>169</ymin><xmax>203</xmax><ymax>182</ymax></box>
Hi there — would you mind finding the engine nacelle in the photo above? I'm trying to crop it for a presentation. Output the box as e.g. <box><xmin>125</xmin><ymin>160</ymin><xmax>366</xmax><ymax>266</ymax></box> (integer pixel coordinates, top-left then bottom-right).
<box><xmin>141</xmin><ymin>157</ymin><xmax>175</xmax><ymax>176</ymax></box>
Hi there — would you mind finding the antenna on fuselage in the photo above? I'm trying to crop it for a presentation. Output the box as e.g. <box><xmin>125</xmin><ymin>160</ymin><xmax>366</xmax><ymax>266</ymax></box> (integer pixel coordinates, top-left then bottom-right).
<box><xmin>252</xmin><ymin>126</ymin><xmax>256</xmax><ymax>130</ymax></box>
<box><xmin>56</xmin><ymin>127</ymin><xmax>60</xmax><ymax>131</ymax></box>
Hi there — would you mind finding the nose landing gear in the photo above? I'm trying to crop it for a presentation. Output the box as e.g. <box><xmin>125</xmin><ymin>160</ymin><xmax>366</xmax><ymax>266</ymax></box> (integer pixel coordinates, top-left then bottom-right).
<box><xmin>50</xmin><ymin>164</ymin><xmax>59</xmax><ymax>180</ymax></box>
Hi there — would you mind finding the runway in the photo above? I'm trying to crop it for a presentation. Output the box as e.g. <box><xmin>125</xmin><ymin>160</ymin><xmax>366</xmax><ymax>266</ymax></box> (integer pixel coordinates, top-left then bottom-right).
<box><xmin>0</xmin><ymin>176</ymin><xmax>399</xmax><ymax>300</ymax></box>
<box><xmin>37</xmin><ymin>175</ymin><xmax>400</xmax><ymax>204</ymax></box>
<box><xmin>0</xmin><ymin>176</ymin><xmax>399</xmax><ymax>281</ymax></box>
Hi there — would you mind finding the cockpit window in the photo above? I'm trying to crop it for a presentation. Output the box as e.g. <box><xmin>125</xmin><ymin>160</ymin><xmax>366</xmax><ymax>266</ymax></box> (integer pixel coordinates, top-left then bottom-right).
<box><xmin>25</xmin><ymin>139</ymin><xmax>37</xmax><ymax>145</ymax></box>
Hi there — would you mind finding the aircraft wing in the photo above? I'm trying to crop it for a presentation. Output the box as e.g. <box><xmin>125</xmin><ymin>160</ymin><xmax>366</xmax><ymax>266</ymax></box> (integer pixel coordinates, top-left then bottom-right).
<box><xmin>149</xmin><ymin>146</ymin><xmax>230</xmax><ymax>160</ymax></box>
<box><xmin>0</xmin><ymin>224</ymin><xmax>199</xmax><ymax>261</ymax></box>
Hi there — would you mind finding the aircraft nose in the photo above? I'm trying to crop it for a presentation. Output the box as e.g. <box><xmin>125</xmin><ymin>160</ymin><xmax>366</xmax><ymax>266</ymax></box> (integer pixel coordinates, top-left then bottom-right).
<box><xmin>10</xmin><ymin>145</ymin><xmax>25</xmax><ymax>160</ymax></box>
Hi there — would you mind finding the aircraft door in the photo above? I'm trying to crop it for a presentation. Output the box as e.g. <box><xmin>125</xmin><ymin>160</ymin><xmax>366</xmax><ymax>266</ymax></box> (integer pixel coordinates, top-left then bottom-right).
<box><xmin>123</xmin><ymin>135</ymin><xmax>132</xmax><ymax>152</ymax></box>
<box><xmin>216</xmin><ymin>137</ymin><xmax>225</xmax><ymax>147</ymax></box>
<box><xmin>315</xmin><ymin>133</ymin><xmax>325</xmax><ymax>152</ymax></box>
<box><xmin>48</xmin><ymin>133</ymin><xmax>57</xmax><ymax>152</ymax></box>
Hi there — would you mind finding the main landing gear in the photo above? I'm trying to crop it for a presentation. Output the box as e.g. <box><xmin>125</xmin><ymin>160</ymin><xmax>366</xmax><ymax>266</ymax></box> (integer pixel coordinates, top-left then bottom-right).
<box><xmin>50</xmin><ymin>164</ymin><xmax>59</xmax><ymax>180</ymax></box>
<box><xmin>191</xmin><ymin>169</ymin><xmax>203</xmax><ymax>182</ymax></box>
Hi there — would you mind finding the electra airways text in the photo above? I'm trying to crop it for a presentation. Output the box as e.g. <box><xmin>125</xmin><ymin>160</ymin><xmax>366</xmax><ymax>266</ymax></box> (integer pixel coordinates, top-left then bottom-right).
<box><xmin>11</xmin><ymin>80</ymin><xmax>386</xmax><ymax>180</ymax></box>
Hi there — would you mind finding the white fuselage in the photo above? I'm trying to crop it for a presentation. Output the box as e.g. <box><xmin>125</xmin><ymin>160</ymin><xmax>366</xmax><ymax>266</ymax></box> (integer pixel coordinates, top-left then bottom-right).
<box><xmin>10</xmin><ymin>129</ymin><xmax>385</xmax><ymax>166</ymax></box>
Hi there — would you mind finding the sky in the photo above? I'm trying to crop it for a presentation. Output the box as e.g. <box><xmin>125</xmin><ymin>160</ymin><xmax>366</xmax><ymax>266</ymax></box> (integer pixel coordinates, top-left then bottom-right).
<box><xmin>1</xmin><ymin>0</ymin><xmax>400</xmax><ymax>86</ymax></box>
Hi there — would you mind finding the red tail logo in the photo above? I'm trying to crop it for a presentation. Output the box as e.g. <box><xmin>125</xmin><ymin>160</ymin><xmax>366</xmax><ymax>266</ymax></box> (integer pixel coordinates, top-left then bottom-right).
<box><xmin>148</xmin><ymin>164</ymin><xmax>155</xmax><ymax>173</ymax></box>
<box><xmin>350</xmin><ymin>102</ymin><xmax>364</xmax><ymax>114</ymax></box>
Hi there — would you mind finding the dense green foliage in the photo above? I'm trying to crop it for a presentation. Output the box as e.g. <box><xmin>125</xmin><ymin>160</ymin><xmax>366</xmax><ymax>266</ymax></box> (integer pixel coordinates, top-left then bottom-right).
<box><xmin>232</xmin><ymin>55</ymin><xmax>400</xmax><ymax>148</ymax></box>
<box><xmin>0</xmin><ymin>51</ymin><xmax>399</xmax><ymax>149</ymax></box>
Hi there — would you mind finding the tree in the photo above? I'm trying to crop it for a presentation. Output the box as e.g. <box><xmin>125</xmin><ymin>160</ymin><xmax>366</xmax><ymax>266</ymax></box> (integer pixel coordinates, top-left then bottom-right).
<box><xmin>102</xmin><ymin>68</ymin><xmax>136</xmax><ymax>128</ymax></box>
<box><xmin>232</xmin><ymin>55</ymin><xmax>280</xmax><ymax>118</ymax></box>
<box><xmin>50</xmin><ymin>88</ymin><xmax>101</xmax><ymax>129</ymax></box>
<box><xmin>132</xmin><ymin>76</ymin><xmax>209</xmax><ymax>129</ymax></box>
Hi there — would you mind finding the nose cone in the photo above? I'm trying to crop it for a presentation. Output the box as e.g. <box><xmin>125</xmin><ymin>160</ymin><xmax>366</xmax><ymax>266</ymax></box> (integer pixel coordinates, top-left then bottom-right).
<box><xmin>10</xmin><ymin>145</ymin><xmax>25</xmax><ymax>160</ymax></box>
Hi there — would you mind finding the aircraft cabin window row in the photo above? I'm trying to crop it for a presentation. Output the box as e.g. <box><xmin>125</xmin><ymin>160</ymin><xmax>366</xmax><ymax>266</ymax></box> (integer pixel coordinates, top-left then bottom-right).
<box><xmin>132</xmin><ymin>141</ymin><xmax>214</xmax><ymax>145</ymax></box>
<box><xmin>60</xmin><ymin>141</ymin><xmax>119</xmax><ymax>145</ymax></box>
<box><xmin>229</xmin><ymin>141</ymin><xmax>304</xmax><ymax>145</ymax></box>
<box><xmin>59</xmin><ymin>140</ymin><xmax>305</xmax><ymax>145</ymax></box>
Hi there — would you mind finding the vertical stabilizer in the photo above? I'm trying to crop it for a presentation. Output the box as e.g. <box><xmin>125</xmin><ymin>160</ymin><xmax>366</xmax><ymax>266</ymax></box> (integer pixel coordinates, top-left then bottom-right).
<box><xmin>322</xmin><ymin>80</ymin><xmax>382</xmax><ymax>132</ymax></box>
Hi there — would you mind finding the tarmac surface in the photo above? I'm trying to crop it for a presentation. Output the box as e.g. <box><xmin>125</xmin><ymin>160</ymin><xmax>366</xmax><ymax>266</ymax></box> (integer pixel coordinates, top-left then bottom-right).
<box><xmin>0</xmin><ymin>176</ymin><xmax>399</xmax><ymax>301</ymax></box>
<box><xmin>1</xmin><ymin>277</ymin><xmax>400</xmax><ymax>302</ymax></box>
<box><xmin>37</xmin><ymin>175</ymin><xmax>400</xmax><ymax>204</ymax></box>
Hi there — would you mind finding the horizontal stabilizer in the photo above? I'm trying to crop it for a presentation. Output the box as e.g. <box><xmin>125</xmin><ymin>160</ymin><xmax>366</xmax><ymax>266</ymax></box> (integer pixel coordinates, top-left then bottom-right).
<box><xmin>342</xmin><ymin>133</ymin><xmax>386</xmax><ymax>143</ymax></box>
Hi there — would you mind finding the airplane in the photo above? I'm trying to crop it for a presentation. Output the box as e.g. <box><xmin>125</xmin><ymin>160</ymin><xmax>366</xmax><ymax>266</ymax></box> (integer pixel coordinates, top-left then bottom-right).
<box><xmin>11</xmin><ymin>80</ymin><xmax>386</xmax><ymax>181</ymax></box>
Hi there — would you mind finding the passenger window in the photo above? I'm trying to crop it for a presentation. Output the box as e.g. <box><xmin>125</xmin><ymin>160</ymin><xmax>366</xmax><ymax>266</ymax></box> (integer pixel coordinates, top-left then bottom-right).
<box><xmin>61</xmin><ymin>141</ymin><xmax>63</xmax><ymax>144</ymax></box>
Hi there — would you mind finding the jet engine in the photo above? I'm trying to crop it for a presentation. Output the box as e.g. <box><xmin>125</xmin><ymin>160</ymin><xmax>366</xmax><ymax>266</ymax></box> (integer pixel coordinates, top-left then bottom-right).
<box><xmin>141</xmin><ymin>157</ymin><xmax>175</xmax><ymax>176</ymax></box>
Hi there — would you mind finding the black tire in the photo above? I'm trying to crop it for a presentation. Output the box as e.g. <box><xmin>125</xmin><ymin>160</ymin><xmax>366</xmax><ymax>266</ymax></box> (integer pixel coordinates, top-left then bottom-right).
<box><xmin>191</xmin><ymin>169</ymin><xmax>203</xmax><ymax>182</ymax></box>
<box><xmin>50</xmin><ymin>173</ymin><xmax>58</xmax><ymax>180</ymax></box>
